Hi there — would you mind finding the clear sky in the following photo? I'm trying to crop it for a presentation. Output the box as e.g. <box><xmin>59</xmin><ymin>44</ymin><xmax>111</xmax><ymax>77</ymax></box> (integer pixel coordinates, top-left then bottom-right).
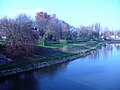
<box><xmin>0</xmin><ymin>0</ymin><xmax>120</xmax><ymax>30</ymax></box>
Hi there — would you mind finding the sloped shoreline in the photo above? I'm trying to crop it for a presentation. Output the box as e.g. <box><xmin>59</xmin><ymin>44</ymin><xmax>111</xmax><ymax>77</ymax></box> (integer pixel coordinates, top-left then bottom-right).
<box><xmin>0</xmin><ymin>44</ymin><xmax>101</xmax><ymax>78</ymax></box>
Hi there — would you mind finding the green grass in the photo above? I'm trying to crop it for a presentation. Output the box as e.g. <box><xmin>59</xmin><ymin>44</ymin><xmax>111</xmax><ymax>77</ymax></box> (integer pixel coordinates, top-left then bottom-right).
<box><xmin>38</xmin><ymin>40</ymin><xmax>98</xmax><ymax>48</ymax></box>
<box><xmin>0</xmin><ymin>40</ymin><xmax>102</xmax><ymax>71</ymax></box>
<box><xmin>35</xmin><ymin>41</ymin><xmax>102</xmax><ymax>62</ymax></box>
<box><xmin>0</xmin><ymin>63</ymin><xmax>18</xmax><ymax>70</ymax></box>
<box><xmin>34</xmin><ymin>43</ymin><xmax>102</xmax><ymax>62</ymax></box>
<box><xmin>34</xmin><ymin>53</ymin><xmax>73</xmax><ymax>62</ymax></box>
<box><xmin>68</xmin><ymin>42</ymin><xmax>102</xmax><ymax>54</ymax></box>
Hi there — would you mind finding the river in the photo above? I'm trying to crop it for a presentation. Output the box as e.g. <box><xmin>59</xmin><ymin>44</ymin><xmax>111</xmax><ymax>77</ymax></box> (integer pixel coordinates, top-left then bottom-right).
<box><xmin>0</xmin><ymin>44</ymin><xmax>120</xmax><ymax>90</ymax></box>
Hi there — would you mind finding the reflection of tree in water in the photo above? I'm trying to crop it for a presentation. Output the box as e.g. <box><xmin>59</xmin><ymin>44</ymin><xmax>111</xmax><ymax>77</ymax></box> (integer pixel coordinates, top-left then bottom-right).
<box><xmin>0</xmin><ymin>72</ymin><xmax>40</xmax><ymax>90</ymax></box>
<box><xmin>36</xmin><ymin>62</ymin><xmax>68</xmax><ymax>77</ymax></box>
<box><xmin>0</xmin><ymin>62</ymin><xmax>69</xmax><ymax>90</ymax></box>
<box><xmin>13</xmin><ymin>72</ymin><xmax>40</xmax><ymax>90</ymax></box>
<box><xmin>88</xmin><ymin>44</ymin><xmax>118</xmax><ymax>60</ymax></box>
<box><xmin>102</xmin><ymin>44</ymin><xmax>113</xmax><ymax>57</ymax></box>
<box><xmin>114</xmin><ymin>44</ymin><xmax>120</xmax><ymax>51</ymax></box>
<box><xmin>89</xmin><ymin>50</ymin><xmax>100</xmax><ymax>60</ymax></box>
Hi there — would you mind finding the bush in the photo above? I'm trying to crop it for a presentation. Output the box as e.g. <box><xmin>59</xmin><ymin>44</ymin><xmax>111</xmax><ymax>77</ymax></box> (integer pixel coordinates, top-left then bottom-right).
<box><xmin>59</xmin><ymin>39</ymin><xmax>67</xmax><ymax>44</ymax></box>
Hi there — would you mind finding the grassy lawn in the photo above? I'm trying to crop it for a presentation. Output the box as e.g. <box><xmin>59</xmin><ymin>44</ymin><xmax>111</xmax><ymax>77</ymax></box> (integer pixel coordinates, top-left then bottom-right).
<box><xmin>36</xmin><ymin>40</ymin><xmax>102</xmax><ymax>54</ymax></box>
<box><xmin>71</xmin><ymin>42</ymin><xmax>102</xmax><ymax>53</ymax></box>
<box><xmin>33</xmin><ymin>41</ymin><xmax>102</xmax><ymax>64</ymax></box>
<box><xmin>38</xmin><ymin>40</ymin><xmax>98</xmax><ymax>48</ymax></box>
<box><xmin>0</xmin><ymin>40</ymin><xmax>102</xmax><ymax>71</ymax></box>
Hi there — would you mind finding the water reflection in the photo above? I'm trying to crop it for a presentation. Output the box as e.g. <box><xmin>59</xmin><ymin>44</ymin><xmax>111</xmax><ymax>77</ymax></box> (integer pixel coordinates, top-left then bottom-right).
<box><xmin>88</xmin><ymin>43</ymin><xmax>120</xmax><ymax>60</ymax></box>
<box><xmin>114</xmin><ymin>44</ymin><xmax>120</xmax><ymax>51</ymax></box>
<box><xmin>1</xmin><ymin>44</ymin><xmax>120</xmax><ymax>90</ymax></box>
<box><xmin>36</xmin><ymin>62</ymin><xmax>68</xmax><ymax>78</ymax></box>
<box><xmin>88</xmin><ymin>45</ymin><xmax>113</xmax><ymax>60</ymax></box>
<box><xmin>89</xmin><ymin>50</ymin><xmax>100</xmax><ymax>60</ymax></box>
<box><xmin>102</xmin><ymin>44</ymin><xmax>113</xmax><ymax>58</ymax></box>
<box><xmin>0</xmin><ymin>62</ymin><xmax>69</xmax><ymax>90</ymax></box>
<box><xmin>0</xmin><ymin>72</ymin><xmax>39</xmax><ymax>90</ymax></box>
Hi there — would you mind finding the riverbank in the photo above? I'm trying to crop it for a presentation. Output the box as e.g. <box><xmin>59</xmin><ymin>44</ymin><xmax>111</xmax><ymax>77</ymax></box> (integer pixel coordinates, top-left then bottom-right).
<box><xmin>0</xmin><ymin>41</ymin><xmax>103</xmax><ymax>78</ymax></box>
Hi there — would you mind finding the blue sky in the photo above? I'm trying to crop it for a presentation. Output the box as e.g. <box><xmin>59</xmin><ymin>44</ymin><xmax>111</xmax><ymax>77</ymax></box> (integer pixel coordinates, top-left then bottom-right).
<box><xmin>0</xmin><ymin>0</ymin><xmax>120</xmax><ymax>30</ymax></box>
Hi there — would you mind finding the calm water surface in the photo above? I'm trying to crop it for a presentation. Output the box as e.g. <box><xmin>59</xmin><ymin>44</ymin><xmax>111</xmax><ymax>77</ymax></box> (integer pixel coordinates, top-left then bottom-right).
<box><xmin>0</xmin><ymin>44</ymin><xmax>120</xmax><ymax>90</ymax></box>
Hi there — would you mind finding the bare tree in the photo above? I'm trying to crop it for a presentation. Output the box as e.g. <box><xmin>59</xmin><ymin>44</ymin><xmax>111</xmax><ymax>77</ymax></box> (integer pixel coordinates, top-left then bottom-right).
<box><xmin>60</xmin><ymin>21</ymin><xmax>70</xmax><ymax>40</ymax></box>
<box><xmin>35</xmin><ymin>12</ymin><xmax>50</xmax><ymax>38</ymax></box>
<box><xmin>0</xmin><ymin>14</ymin><xmax>38</xmax><ymax>58</ymax></box>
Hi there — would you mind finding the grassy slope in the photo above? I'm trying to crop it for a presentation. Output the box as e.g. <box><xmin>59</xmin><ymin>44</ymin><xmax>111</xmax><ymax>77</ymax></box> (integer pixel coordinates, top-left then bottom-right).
<box><xmin>0</xmin><ymin>40</ymin><xmax>103</xmax><ymax>70</ymax></box>
<box><xmin>38</xmin><ymin>40</ymin><xmax>102</xmax><ymax>53</ymax></box>
<box><xmin>30</xmin><ymin>40</ymin><xmax>102</xmax><ymax>63</ymax></box>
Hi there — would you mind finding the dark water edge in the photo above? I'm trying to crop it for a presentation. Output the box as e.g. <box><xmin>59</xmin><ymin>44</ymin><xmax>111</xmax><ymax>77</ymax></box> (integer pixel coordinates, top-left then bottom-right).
<box><xmin>0</xmin><ymin>44</ymin><xmax>120</xmax><ymax>90</ymax></box>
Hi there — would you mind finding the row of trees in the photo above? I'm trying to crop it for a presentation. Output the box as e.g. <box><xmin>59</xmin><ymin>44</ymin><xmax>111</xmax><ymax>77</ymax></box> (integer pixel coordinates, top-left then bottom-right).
<box><xmin>35</xmin><ymin>12</ymin><xmax>71</xmax><ymax>41</ymax></box>
<box><xmin>0</xmin><ymin>12</ymin><xmax>103</xmax><ymax>58</ymax></box>
<box><xmin>35</xmin><ymin>12</ymin><xmax>100</xmax><ymax>41</ymax></box>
